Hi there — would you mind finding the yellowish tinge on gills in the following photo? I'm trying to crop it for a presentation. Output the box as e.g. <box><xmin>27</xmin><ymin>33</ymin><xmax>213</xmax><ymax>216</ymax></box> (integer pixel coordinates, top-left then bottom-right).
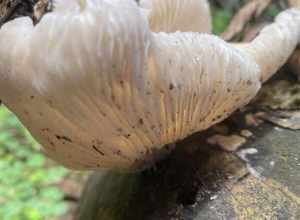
<box><xmin>0</xmin><ymin>0</ymin><xmax>299</xmax><ymax>171</ymax></box>
<box><xmin>78</xmin><ymin>0</ymin><xmax>86</xmax><ymax>11</ymax></box>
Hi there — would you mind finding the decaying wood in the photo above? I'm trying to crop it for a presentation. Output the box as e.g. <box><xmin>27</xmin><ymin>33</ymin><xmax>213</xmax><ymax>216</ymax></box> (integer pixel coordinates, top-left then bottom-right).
<box><xmin>76</xmin><ymin>118</ymin><xmax>300</xmax><ymax>220</ymax></box>
<box><xmin>75</xmin><ymin>69</ymin><xmax>300</xmax><ymax>219</ymax></box>
<box><xmin>207</xmin><ymin>134</ymin><xmax>246</xmax><ymax>151</ymax></box>
<box><xmin>289</xmin><ymin>49</ymin><xmax>300</xmax><ymax>80</ymax></box>
<box><xmin>261</xmin><ymin>110</ymin><xmax>300</xmax><ymax>129</ymax></box>
<box><xmin>286</xmin><ymin>0</ymin><xmax>300</xmax><ymax>79</ymax></box>
<box><xmin>75</xmin><ymin>74</ymin><xmax>300</xmax><ymax>220</ymax></box>
<box><xmin>0</xmin><ymin>0</ymin><xmax>51</xmax><ymax>26</ymax></box>
<box><xmin>33</xmin><ymin>0</ymin><xmax>52</xmax><ymax>23</ymax></box>
<box><xmin>0</xmin><ymin>0</ymin><xmax>21</xmax><ymax>24</ymax></box>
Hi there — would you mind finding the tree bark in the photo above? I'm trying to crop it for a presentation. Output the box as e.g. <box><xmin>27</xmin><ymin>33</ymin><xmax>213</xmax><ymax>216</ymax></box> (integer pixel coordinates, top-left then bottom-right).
<box><xmin>0</xmin><ymin>0</ymin><xmax>51</xmax><ymax>27</ymax></box>
<box><xmin>76</xmin><ymin>114</ymin><xmax>300</xmax><ymax>220</ymax></box>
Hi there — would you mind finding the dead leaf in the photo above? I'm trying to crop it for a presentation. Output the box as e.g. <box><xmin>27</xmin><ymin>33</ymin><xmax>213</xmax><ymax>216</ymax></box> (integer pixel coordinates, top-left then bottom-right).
<box><xmin>240</xmin><ymin>129</ymin><xmax>253</xmax><ymax>138</ymax></box>
<box><xmin>33</xmin><ymin>0</ymin><xmax>52</xmax><ymax>24</ymax></box>
<box><xmin>207</xmin><ymin>134</ymin><xmax>247</xmax><ymax>152</ymax></box>
<box><xmin>288</xmin><ymin>49</ymin><xmax>300</xmax><ymax>81</ymax></box>
<box><xmin>221</xmin><ymin>0</ymin><xmax>272</xmax><ymax>41</ymax></box>
<box><xmin>287</xmin><ymin>0</ymin><xmax>300</xmax><ymax>80</ymax></box>
<box><xmin>245</xmin><ymin>113</ymin><xmax>264</xmax><ymax>127</ymax></box>
<box><xmin>243</xmin><ymin>22</ymin><xmax>269</xmax><ymax>42</ymax></box>
<box><xmin>211</xmin><ymin>124</ymin><xmax>229</xmax><ymax>134</ymax></box>
<box><xmin>255</xmin><ymin>80</ymin><xmax>300</xmax><ymax>110</ymax></box>
<box><xmin>288</xmin><ymin>0</ymin><xmax>300</xmax><ymax>7</ymax></box>
<box><xmin>259</xmin><ymin>110</ymin><xmax>300</xmax><ymax>130</ymax></box>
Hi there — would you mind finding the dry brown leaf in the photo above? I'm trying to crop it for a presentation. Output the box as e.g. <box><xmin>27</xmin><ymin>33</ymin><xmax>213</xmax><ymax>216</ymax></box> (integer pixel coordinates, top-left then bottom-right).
<box><xmin>259</xmin><ymin>110</ymin><xmax>300</xmax><ymax>130</ymax></box>
<box><xmin>255</xmin><ymin>80</ymin><xmax>300</xmax><ymax>110</ymax></box>
<box><xmin>287</xmin><ymin>1</ymin><xmax>300</xmax><ymax>80</ymax></box>
<box><xmin>288</xmin><ymin>49</ymin><xmax>300</xmax><ymax>80</ymax></box>
<box><xmin>243</xmin><ymin>22</ymin><xmax>269</xmax><ymax>42</ymax></box>
<box><xmin>207</xmin><ymin>134</ymin><xmax>247</xmax><ymax>152</ymax></box>
<box><xmin>245</xmin><ymin>113</ymin><xmax>264</xmax><ymax>127</ymax></box>
<box><xmin>240</xmin><ymin>129</ymin><xmax>253</xmax><ymax>138</ymax></box>
<box><xmin>221</xmin><ymin>0</ymin><xmax>272</xmax><ymax>41</ymax></box>
<box><xmin>0</xmin><ymin>0</ymin><xmax>20</xmax><ymax>25</ymax></box>
<box><xmin>33</xmin><ymin>0</ymin><xmax>52</xmax><ymax>23</ymax></box>
<box><xmin>288</xmin><ymin>0</ymin><xmax>300</xmax><ymax>7</ymax></box>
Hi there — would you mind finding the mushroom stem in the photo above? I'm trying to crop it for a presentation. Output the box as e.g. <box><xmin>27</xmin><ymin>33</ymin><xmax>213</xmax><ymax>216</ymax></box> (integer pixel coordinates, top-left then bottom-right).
<box><xmin>235</xmin><ymin>9</ymin><xmax>300</xmax><ymax>82</ymax></box>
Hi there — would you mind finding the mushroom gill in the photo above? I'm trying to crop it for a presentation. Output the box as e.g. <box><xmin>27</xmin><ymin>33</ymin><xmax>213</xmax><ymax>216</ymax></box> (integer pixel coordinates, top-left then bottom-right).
<box><xmin>0</xmin><ymin>0</ymin><xmax>299</xmax><ymax>171</ymax></box>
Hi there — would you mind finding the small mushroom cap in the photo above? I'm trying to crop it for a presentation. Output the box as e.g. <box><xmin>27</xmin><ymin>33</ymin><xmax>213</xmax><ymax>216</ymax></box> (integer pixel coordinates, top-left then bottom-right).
<box><xmin>139</xmin><ymin>0</ymin><xmax>212</xmax><ymax>33</ymax></box>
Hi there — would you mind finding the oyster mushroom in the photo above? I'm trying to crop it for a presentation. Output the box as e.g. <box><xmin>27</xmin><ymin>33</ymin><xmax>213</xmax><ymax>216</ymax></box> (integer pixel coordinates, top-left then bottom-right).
<box><xmin>0</xmin><ymin>0</ymin><xmax>300</xmax><ymax>171</ymax></box>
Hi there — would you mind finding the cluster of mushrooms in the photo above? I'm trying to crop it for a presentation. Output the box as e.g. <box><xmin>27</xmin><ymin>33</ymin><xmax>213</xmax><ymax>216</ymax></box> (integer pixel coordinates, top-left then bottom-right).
<box><xmin>0</xmin><ymin>0</ymin><xmax>300</xmax><ymax>171</ymax></box>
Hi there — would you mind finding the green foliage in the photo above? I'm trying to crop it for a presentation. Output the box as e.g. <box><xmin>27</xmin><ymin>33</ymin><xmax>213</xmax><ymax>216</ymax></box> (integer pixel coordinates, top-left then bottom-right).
<box><xmin>0</xmin><ymin>107</ymin><xmax>69</xmax><ymax>220</ymax></box>
<box><xmin>265</xmin><ymin>4</ymin><xmax>281</xmax><ymax>18</ymax></box>
<box><xmin>212</xmin><ymin>6</ymin><xmax>232</xmax><ymax>35</ymax></box>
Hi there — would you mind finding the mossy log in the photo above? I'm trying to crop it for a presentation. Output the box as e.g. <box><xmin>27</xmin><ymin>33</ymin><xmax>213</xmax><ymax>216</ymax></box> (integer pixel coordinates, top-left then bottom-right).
<box><xmin>76</xmin><ymin>120</ymin><xmax>300</xmax><ymax>220</ymax></box>
<box><xmin>75</xmin><ymin>68</ymin><xmax>300</xmax><ymax>220</ymax></box>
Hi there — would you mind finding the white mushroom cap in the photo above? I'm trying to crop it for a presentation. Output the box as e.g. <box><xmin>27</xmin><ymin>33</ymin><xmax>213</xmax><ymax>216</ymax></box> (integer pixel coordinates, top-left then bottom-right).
<box><xmin>0</xmin><ymin>0</ymin><xmax>299</xmax><ymax>171</ymax></box>
<box><xmin>0</xmin><ymin>0</ymin><xmax>152</xmax><ymax>170</ymax></box>
<box><xmin>139</xmin><ymin>0</ymin><xmax>212</xmax><ymax>33</ymax></box>
<box><xmin>239</xmin><ymin>9</ymin><xmax>300</xmax><ymax>82</ymax></box>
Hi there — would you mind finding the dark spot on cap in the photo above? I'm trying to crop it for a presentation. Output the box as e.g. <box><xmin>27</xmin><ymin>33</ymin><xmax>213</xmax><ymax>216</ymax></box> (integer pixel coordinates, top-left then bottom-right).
<box><xmin>139</xmin><ymin>118</ymin><xmax>144</xmax><ymax>125</ymax></box>
<box><xmin>92</xmin><ymin>145</ymin><xmax>105</xmax><ymax>156</ymax></box>
<box><xmin>116</xmin><ymin>104</ymin><xmax>122</xmax><ymax>110</ymax></box>
<box><xmin>114</xmin><ymin>150</ymin><xmax>121</xmax><ymax>155</ymax></box>
<box><xmin>169</xmin><ymin>83</ymin><xmax>174</xmax><ymax>90</ymax></box>
<box><xmin>55</xmin><ymin>135</ymin><xmax>72</xmax><ymax>143</ymax></box>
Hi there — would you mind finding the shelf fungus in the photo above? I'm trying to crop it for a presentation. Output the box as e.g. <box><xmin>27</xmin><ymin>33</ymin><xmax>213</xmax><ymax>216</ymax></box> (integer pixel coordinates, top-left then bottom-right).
<box><xmin>0</xmin><ymin>0</ymin><xmax>300</xmax><ymax>171</ymax></box>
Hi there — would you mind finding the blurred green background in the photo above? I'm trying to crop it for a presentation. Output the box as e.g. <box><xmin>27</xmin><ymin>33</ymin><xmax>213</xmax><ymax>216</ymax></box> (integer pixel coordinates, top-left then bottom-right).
<box><xmin>0</xmin><ymin>107</ymin><xmax>69</xmax><ymax>220</ymax></box>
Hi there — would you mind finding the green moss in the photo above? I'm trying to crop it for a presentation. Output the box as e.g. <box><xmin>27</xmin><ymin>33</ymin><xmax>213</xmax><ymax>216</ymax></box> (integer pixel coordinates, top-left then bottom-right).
<box><xmin>0</xmin><ymin>107</ymin><xmax>69</xmax><ymax>220</ymax></box>
<box><xmin>212</xmin><ymin>7</ymin><xmax>232</xmax><ymax>35</ymax></box>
